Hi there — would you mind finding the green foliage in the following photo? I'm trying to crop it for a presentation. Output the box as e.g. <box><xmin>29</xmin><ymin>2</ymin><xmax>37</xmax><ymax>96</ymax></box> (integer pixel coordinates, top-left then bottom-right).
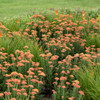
<box><xmin>74</xmin><ymin>63</ymin><xmax>100</xmax><ymax>100</ymax></box>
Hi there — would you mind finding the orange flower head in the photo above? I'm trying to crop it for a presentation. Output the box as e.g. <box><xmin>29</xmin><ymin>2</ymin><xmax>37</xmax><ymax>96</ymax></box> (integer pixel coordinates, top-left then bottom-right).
<box><xmin>62</xmin><ymin>86</ymin><xmax>66</xmax><ymax>88</ymax></box>
<box><xmin>82</xmin><ymin>11</ymin><xmax>85</xmax><ymax>16</ymax></box>
<box><xmin>23</xmin><ymin>92</ymin><xmax>27</xmax><ymax>96</ymax></box>
<box><xmin>56</xmin><ymin>10</ymin><xmax>58</xmax><ymax>15</ymax></box>
<box><xmin>70</xmin><ymin>13</ymin><xmax>73</xmax><ymax>18</ymax></box>
<box><xmin>31</xmin><ymin>96</ymin><xmax>35</xmax><ymax>98</ymax></box>
<box><xmin>32</xmin><ymin>89</ymin><xmax>39</xmax><ymax>92</ymax></box>
<box><xmin>83</xmin><ymin>15</ymin><xmax>85</xmax><ymax>19</ymax></box>
<box><xmin>17</xmin><ymin>19</ymin><xmax>20</xmax><ymax>23</ymax></box>
<box><xmin>38</xmin><ymin>71</ymin><xmax>45</xmax><ymax>76</ymax></box>
<box><xmin>0</xmin><ymin>31</ymin><xmax>2</xmax><ymax>37</ymax></box>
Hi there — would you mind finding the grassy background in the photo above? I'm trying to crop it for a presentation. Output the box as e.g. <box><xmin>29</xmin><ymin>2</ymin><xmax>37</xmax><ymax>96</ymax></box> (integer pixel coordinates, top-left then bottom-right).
<box><xmin>0</xmin><ymin>0</ymin><xmax>100</xmax><ymax>20</ymax></box>
<box><xmin>0</xmin><ymin>0</ymin><xmax>100</xmax><ymax>32</ymax></box>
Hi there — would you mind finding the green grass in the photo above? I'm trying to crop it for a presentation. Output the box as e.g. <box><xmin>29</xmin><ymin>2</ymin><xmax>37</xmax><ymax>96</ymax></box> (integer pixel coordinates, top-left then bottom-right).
<box><xmin>74</xmin><ymin>63</ymin><xmax>100</xmax><ymax>100</ymax></box>
<box><xmin>0</xmin><ymin>0</ymin><xmax>100</xmax><ymax>20</ymax></box>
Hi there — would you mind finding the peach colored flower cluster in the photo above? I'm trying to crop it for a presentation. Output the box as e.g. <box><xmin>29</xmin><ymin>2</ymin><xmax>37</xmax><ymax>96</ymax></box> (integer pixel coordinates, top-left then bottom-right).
<box><xmin>1</xmin><ymin>13</ymin><xmax>100</xmax><ymax>100</ymax></box>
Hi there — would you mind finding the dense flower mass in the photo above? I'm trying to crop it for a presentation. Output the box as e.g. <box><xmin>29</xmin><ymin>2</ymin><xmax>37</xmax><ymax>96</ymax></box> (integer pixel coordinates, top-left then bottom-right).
<box><xmin>0</xmin><ymin>9</ymin><xmax>100</xmax><ymax>100</ymax></box>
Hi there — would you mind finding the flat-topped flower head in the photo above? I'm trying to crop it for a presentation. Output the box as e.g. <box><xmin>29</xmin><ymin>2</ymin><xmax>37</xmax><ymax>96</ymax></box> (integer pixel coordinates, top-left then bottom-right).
<box><xmin>10</xmin><ymin>98</ymin><xmax>16</xmax><ymax>100</ymax></box>
<box><xmin>0</xmin><ymin>93</ymin><xmax>3</xmax><ymax>97</ymax></box>
<box><xmin>79</xmin><ymin>91</ymin><xmax>84</xmax><ymax>95</ymax></box>
<box><xmin>68</xmin><ymin>97</ymin><xmax>74</xmax><ymax>100</ymax></box>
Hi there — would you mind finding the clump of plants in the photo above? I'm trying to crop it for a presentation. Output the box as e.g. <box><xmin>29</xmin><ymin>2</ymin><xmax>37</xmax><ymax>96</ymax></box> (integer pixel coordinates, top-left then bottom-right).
<box><xmin>0</xmin><ymin>9</ymin><xmax>100</xmax><ymax>100</ymax></box>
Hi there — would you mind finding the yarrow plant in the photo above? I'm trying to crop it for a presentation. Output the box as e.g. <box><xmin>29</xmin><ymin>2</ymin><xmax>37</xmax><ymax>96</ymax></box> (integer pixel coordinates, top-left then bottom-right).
<box><xmin>0</xmin><ymin>9</ymin><xmax>100</xmax><ymax>100</ymax></box>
